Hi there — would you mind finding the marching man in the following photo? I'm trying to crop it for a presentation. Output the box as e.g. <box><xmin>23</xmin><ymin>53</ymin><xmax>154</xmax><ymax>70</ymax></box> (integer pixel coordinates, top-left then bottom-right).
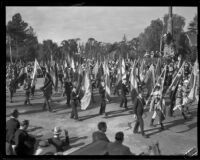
<box><xmin>173</xmin><ymin>82</ymin><xmax>188</xmax><ymax>120</ymax></box>
<box><xmin>149</xmin><ymin>84</ymin><xmax>165</xmax><ymax>131</ymax></box>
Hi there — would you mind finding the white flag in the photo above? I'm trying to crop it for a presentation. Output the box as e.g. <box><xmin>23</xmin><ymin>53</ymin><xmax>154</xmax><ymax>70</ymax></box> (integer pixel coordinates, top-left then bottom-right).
<box><xmin>81</xmin><ymin>71</ymin><xmax>91</xmax><ymax>110</ymax></box>
<box><xmin>31</xmin><ymin>59</ymin><xmax>42</xmax><ymax>87</ymax></box>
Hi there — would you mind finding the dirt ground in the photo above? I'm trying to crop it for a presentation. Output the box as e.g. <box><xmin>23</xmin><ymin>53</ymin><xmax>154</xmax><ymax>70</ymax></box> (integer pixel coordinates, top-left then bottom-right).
<box><xmin>6</xmin><ymin>78</ymin><xmax>198</xmax><ymax>155</ymax></box>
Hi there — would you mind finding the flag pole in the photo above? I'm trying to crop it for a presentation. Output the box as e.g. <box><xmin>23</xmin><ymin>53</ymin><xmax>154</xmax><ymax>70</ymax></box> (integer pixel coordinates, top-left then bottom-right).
<box><xmin>145</xmin><ymin>65</ymin><xmax>166</xmax><ymax>106</ymax></box>
<box><xmin>166</xmin><ymin>61</ymin><xmax>185</xmax><ymax>93</ymax></box>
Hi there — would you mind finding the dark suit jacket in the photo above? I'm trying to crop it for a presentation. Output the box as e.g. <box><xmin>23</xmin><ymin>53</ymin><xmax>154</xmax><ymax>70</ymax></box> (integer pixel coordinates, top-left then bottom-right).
<box><xmin>48</xmin><ymin>136</ymin><xmax>70</xmax><ymax>152</ymax></box>
<box><xmin>64</xmin><ymin>81</ymin><xmax>73</xmax><ymax>95</ymax></box>
<box><xmin>132</xmin><ymin>96</ymin><xmax>146</xmax><ymax>116</ymax></box>
<box><xmin>92</xmin><ymin>131</ymin><xmax>110</xmax><ymax>143</ymax></box>
<box><xmin>107</xmin><ymin>141</ymin><xmax>133</xmax><ymax>155</ymax></box>
<box><xmin>131</xmin><ymin>88</ymin><xmax>138</xmax><ymax>104</ymax></box>
<box><xmin>14</xmin><ymin>129</ymin><xmax>35</xmax><ymax>155</ymax></box>
<box><xmin>121</xmin><ymin>83</ymin><xmax>129</xmax><ymax>96</ymax></box>
<box><xmin>6</xmin><ymin>118</ymin><xmax>20</xmax><ymax>144</ymax></box>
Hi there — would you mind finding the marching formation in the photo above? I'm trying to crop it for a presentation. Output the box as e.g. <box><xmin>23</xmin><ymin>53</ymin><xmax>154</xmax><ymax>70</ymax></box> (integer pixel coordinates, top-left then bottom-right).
<box><xmin>6</xmin><ymin>54</ymin><xmax>199</xmax><ymax>155</ymax></box>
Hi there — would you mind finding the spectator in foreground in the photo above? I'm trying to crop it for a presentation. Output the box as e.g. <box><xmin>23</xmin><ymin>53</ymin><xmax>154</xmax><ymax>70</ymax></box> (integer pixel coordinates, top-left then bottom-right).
<box><xmin>14</xmin><ymin>120</ymin><xmax>36</xmax><ymax>155</ymax></box>
<box><xmin>47</xmin><ymin>126</ymin><xmax>70</xmax><ymax>153</ymax></box>
<box><xmin>107</xmin><ymin>131</ymin><xmax>133</xmax><ymax>155</ymax></box>
<box><xmin>6</xmin><ymin>109</ymin><xmax>20</xmax><ymax>155</ymax></box>
<box><xmin>92</xmin><ymin>121</ymin><xmax>110</xmax><ymax>142</ymax></box>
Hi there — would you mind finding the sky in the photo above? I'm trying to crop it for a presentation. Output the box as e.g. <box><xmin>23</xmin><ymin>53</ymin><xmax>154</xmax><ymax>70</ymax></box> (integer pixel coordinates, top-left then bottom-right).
<box><xmin>6</xmin><ymin>7</ymin><xmax>197</xmax><ymax>45</ymax></box>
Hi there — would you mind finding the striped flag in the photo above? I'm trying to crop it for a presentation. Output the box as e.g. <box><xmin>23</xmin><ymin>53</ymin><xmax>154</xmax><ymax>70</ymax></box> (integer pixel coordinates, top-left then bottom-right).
<box><xmin>31</xmin><ymin>59</ymin><xmax>42</xmax><ymax>87</ymax></box>
<box><xmin>81</xmin><ymin>70</ymin><xmax>91</xmax><ymax>110</ymax></box>
<box><xmin>130</xmin><ymin>60</ymin><xmax>138</xmax><ymax>92</ymax></box>
<box><xmin>104</xmin><ymin>61</ymin><xmax>111</xmax><ymax>97</ymax></box>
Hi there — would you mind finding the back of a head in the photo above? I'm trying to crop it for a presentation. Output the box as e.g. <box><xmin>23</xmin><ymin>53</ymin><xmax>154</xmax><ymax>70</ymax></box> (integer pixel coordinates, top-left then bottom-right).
<box><xmin>11</xmin><ymin>109</ymin><xmax>19</xmax><ymax>118</ymax></box>
<box><xmin>98</xmin><ymin>121</ymin><xmax>106</xmax><ymax>131</ymax></box>
<box><xmin>115</xmin><ymin>131</ymin><xmax>124</xmax><ymax>142</ymax></box>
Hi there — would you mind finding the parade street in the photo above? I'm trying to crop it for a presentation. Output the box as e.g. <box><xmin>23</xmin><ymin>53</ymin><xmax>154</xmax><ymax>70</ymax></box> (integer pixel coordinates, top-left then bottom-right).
<box><xmin>6</xmin><ymin>80</ymin><xmax>197</xmax><ymax>155</ymax></box>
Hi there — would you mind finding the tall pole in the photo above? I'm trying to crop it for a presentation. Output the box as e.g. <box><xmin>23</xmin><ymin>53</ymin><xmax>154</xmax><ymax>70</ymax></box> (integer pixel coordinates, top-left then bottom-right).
<box><xmin>167</xmin><ymin>6</ymin><xmax>173</xmax><ymax>35</ymax></box>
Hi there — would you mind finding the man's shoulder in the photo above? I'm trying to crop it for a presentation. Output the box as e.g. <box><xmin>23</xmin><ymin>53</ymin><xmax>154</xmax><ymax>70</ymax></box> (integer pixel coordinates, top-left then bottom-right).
<box><xmin>7</xmin><ymin>118</ymin><xmax>19</xmax><ymax>125</ymax></box>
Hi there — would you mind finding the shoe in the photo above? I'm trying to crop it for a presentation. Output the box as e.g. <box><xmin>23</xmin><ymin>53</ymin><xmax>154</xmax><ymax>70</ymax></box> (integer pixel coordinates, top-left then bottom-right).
<box><xmin>133</xmin><ymin>130</ymin><xmax>139</xmax><ymax>134</ymax></box>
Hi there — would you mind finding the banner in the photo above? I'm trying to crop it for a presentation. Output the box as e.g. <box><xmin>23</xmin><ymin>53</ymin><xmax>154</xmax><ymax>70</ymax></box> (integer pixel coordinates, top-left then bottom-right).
<box><xmin>81</xmin><ymin>70</ymin><xmax>91</xmax><ymax>110</ymax></box>
<box><xmin>31</xmin><ymin>59</ymin><xmax>42</xmax><ymax>87</ymax></box>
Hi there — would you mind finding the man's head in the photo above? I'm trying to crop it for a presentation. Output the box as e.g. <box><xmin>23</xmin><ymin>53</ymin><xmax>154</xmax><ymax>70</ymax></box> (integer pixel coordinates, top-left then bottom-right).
<box><xmin>20</xmin><ymin>120</ymin><xmax>29</xmax><ymax>130</ymax></box>
<box><xmin>115</xmin><ymin>131</ymin><xmax>124</xmax><ymax>143</ymax></box>
<box><xmin>53</xmin><ymin>126</ymin><xmax>62</xmax><ymax>137</ymax></box>
<box><xmin>98</xmin><ymin>121</ymin><xmax>107</xmax><ymax>133</ymax></box>
<box><xmin>11</xmin><ymin>109</ymin><xmax>19</xmax><ymax>118</ymax></box>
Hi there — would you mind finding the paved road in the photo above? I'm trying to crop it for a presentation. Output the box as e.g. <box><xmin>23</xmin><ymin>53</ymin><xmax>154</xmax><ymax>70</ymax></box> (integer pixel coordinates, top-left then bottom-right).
<box><xmin>6</xmin><ymin>86</ymin><xmax>197</xmax><ymax>155</ymax></box>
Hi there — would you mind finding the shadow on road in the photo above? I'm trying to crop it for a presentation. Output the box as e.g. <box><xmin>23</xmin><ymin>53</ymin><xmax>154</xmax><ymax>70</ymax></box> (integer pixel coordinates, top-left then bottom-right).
<box><xmin>146</xmin><ymin>110</ymin><xmax>196</xmax><ymax>137</ymax></box>
<box><xmin>79</xmin><ymin>114</ymin><xmax>100</xmax><ymax>121</ymax></box>
<box><xmin>104</xmin><ymin>112</ymin><xmax>132</xmax><ymax>119</ymax></box>
<box><xmin>70</xmin><ymin>136</ymin><xmax>88</xmax><ymax>144</ymax></box>
<box><xmin>28</xmin><ymin>126</ymin><xmax>43</xmax><ymax>132</ymax></box>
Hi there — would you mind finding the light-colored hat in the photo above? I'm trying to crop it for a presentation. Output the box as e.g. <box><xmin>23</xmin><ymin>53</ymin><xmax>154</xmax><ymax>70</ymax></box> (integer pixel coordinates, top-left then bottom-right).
<box><xmin>184</xmin><ymin>80</ymin><xmax>189</xmax><ymax>84</ymax></box>
<box><xmin>53</xmin><ymin>126</ymin><xmax>62</xmax><ymax>135</ymax></box>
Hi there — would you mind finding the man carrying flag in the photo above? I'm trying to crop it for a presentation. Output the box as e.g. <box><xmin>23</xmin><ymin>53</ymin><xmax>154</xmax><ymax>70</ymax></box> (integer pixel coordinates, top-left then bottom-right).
<box><xmin>31</xmin><ymin>59</ymin><xmax>42</xmax><ymax>97</ymax></box>
<box><xmin>40</xmin><ymin>68</ymin><xmax>54</xmax><ymax>112</ymax></box>
<box><xmin>99</xmin><ymin>79</ymin><xmax>107</xmax><ymax>116</ymax></box>
<box><xmin>120</xmin><ymin>78</ymin><xmax>129</xmax><ymax>110</ymax></box>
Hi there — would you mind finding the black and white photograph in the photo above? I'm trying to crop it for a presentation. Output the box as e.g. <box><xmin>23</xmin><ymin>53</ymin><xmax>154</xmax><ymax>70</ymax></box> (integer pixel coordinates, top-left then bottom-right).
<box><xmin>5</xmin><ymin>6</ymin><xmax>198</xmax><ymax>156</ymax></box>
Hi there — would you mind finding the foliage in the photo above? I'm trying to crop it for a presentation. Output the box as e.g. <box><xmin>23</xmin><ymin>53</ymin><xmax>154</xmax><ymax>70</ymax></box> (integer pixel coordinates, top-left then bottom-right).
<box><xmin>6</xmin><ymin>13</ymin><xmax>38</xmax><ymax>61</ymax></box>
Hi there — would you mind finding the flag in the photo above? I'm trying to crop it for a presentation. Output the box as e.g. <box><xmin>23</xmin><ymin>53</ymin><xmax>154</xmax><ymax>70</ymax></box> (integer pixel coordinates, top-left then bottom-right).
<box><xmin>81</xmin><ymin>70</ymin><xmax>91</xmax><ymax>110</ymax></box>
<box><xmin>64</xmin><ymin>60</ymin><xmax>68</xmax><ymax>68</ymax></box>
<box><xmin>188</xmin><ymin>60</ymin><xmax>199</xmax><ymax>101</ymax></box>
<box><xmin>49</xmin><ymin>65</ymin><xmax>55</xmax><ymax>88</ymax></box>
<box><xmin>149</xmin><ymin>64</ymin><xmax>155</xmax><ymax>87</ymax></box>
<box><xmin>93</xmin><ymin>60</ymin><xmax>99</xmax><ymax>79</ymax></box>
<box><xmin>45</xmin><ymin>63</ymin><xmax>49</xmax><ymax>73</ymax></box>
<box><xmin>155</xmin><ymin>58</ymin><xmax>162</xmax><ymax>81</ymax></box>
<box><xmin>130</xmin><ymin>60</ymin><xmax>138</xmax><ymax>92</ymax></box>
<box><xmin>139</xmin><ymin>59</ymin><xmax>145</xmax><ymax>82</ymax></box>
<box><xmin>144</xmin><ymin>66</ymin><xmax>154</xmax><ymax>96</ymax></box>
<box><xmin>67</xmin><ymin>54</ymin><xmax>71</xmax><ymax>66</ymax></box>
<box><xmin>167</xmin><ymin>61</ymin><xmax>185</xmax><ymax>93</ymax></box>
<box><xmin>146</xmin><ymin>65</ymin><xmax>166</xmax><ymax>106</ymax></box>
<box><xmin>31</xmin><ymin>59</ymin><xmax>42</xmax><ymax>87</ymax></box>
<box><xmin>122</xmin><ymin>58</ymin><xmax>126</xmax><ymax>80</ymax></box>
<box><xmin>104</xmin><ymin>61</ymin><xmax>111</xmax><ymax>97</ymax></box>
<box><xmin>71</xmin><ymin>57</ymin><xmax>75</xmax><ymax>72</ymax></box>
